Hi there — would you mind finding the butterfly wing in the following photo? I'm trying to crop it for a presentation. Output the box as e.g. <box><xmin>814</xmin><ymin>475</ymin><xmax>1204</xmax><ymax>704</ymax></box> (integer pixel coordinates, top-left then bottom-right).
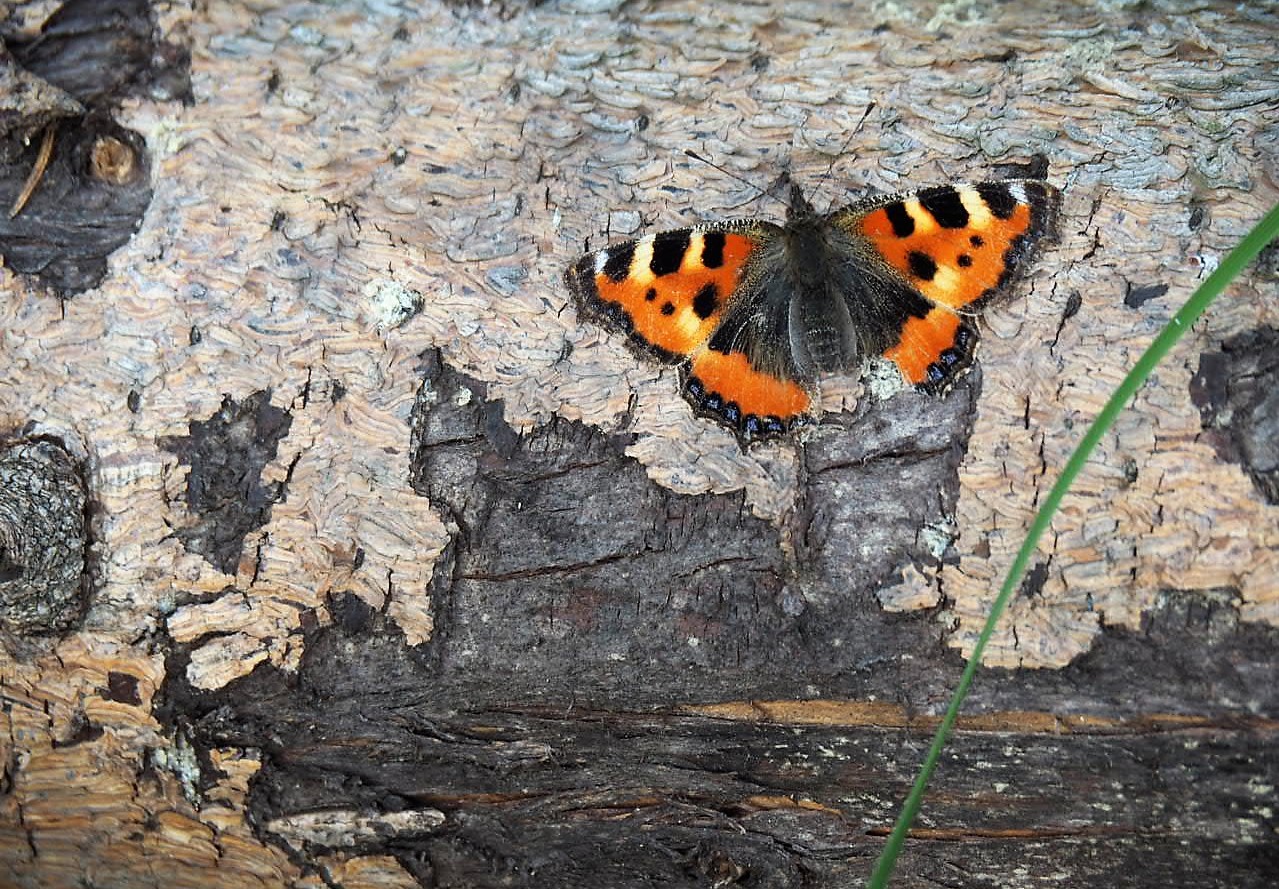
<box><xmin>565</xmin><ymin>225</ymin><xmax>768</xmax><ymax>363</ymax></box>
<box><xmin>566</xmin><ymin>221</ymin><xmax>814</xmax><ymax>439</ymax></box>
<box><xmin>683</xmin><ymin>269</ymin><xmax>818</xmax><ymax>439</ymax></box>
<box><xmin>832</xmin><ymin>180</ymin><xmax>1060</xmax><ymax>390</ymax></box>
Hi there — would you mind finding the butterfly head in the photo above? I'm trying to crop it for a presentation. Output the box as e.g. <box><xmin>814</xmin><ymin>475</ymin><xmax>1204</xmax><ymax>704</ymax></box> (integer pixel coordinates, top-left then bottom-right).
<box><xmin>784</xmin><ymin>179</ymin><xmax>818</xmax><ymax>222</ymax></box>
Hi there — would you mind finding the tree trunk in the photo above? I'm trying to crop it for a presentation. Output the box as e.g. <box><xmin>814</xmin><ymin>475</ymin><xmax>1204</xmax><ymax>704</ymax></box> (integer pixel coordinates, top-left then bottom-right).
<box><xmin>1</xmin><ymin>1</ymin><xmax>1276</xmax><ymax>887</ymax></box>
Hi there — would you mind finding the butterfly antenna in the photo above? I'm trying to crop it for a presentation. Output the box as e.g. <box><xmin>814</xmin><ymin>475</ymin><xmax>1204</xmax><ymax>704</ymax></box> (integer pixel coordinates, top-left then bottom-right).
<box><xmin>812</xmin><ymin>101</ymin><xmax>876</xmax><ymax>210</ymax></box>
<box><xmin>684</xmin><ymin>149</ymin><xmax>789</xmax><ymax>211</ymax></box>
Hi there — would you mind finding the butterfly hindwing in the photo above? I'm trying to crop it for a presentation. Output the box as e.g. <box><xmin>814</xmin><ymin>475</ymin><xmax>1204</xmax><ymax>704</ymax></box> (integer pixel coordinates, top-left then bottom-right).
<box><xmin>683</xmin><ymin>279</ymin><xmax>817</xmax><ymax>438</ymax></box>
<box><xmin>683</xmin><ymin>351</ymin><xmax>814</xmax><ymax>439</ymax></box>
<box><xmin>883</xmin><ymin>309</ymin><xmax>980</xmax><ymax>391</ymax></box>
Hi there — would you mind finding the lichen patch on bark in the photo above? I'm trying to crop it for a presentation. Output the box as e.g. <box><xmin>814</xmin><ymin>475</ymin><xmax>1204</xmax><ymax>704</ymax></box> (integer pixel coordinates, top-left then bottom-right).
<box><xmin>0</xmin><ymin>437</ymin><xmax>88</xmax><ymax>637</ymax></box>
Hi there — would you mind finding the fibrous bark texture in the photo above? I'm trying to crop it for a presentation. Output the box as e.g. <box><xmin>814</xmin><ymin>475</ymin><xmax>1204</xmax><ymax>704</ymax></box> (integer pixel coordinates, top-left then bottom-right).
<box><xmin>0</xmin><ymin>1</ymin><xmax>1276</xmax><ymax>887</ymax></box>
<box><xmin>0</xmin><ymin>437</ymin><xmax>88</xmax><ymax>635</ymax></box>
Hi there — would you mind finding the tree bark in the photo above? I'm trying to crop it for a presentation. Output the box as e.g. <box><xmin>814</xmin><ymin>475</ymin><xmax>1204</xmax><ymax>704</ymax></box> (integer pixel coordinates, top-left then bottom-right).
<box><xmin>1</xmin><ymin>1</ymin><xmax>1276</xmax><ymax>887</ymax></box>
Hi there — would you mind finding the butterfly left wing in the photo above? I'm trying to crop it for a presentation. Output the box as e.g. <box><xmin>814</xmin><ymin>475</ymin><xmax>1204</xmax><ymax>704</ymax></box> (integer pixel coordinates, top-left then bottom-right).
<box><xmin>683</xmin><ymin>279</ymin><xmax>818</xmax><ymax>440</ymax></box>
<box><xmin>833</xmin><ymin>180</ymin><xmax>1060</xmax><ymax>390</ymax></box>
<box><xmin>566</xmin><ymin>221</ymin><xmax>815</xmax><ymax>440</ymax></box>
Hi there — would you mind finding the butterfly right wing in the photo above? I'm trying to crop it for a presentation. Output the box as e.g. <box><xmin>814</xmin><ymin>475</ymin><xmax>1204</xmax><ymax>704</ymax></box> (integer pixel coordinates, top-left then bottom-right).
<box><xmin>832</xmin><ymin>180</ymin><xmax>1060</xmax><ymax>392</ymax></box>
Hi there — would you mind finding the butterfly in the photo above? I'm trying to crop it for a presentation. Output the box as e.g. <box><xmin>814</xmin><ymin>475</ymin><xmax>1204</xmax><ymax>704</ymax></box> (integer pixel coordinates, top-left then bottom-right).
<box><xmin>565</xmin><ymin>176</ymin><xmax>1060</xmax><ymax>443</ymax></box>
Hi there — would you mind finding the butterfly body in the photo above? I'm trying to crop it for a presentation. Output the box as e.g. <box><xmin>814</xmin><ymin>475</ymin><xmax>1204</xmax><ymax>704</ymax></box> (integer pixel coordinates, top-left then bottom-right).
<box><xmin>566</xmin><ymin>177</ymin><xmax>1059</xmax><ymax>443</ymax></box>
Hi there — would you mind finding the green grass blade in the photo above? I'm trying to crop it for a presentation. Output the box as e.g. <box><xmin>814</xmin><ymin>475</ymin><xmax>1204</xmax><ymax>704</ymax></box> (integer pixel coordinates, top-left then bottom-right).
<box><xmin>867</xmin><ymin>199</ymin><xmax>1279</xmax><ymax>888</ymax></box>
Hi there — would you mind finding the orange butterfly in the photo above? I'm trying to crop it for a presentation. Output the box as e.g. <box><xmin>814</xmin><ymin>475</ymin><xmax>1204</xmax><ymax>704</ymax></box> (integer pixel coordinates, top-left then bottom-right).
<box><xmin>566</xmin><ymin>178</ymin><xmax>1060</xmax><ymax>442</ymax></box>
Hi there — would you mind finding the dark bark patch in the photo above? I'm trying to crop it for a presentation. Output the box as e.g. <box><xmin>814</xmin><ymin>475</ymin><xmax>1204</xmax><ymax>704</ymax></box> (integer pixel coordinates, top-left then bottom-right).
<box><xmin>407</xmin><ymin>355</ymin><xmax>824</xmax><ymax>704</ymax></box>
<box><xmin>1190</xmin><ymin>326</ymin><xmax>1279</xmax><ymax>504</ymax></box>
<box><xmin>0</xmin><ymin>0</ymin><xmax>191</xmax><ymax>294</ymax></box>
<box><xmin>6</xmin><ymin>0</ymin><xmax>192</xmax><ymax>108</ymax></box>
<box><xmin>103</xmin><ymin>670</ymin><xmax>143</xmax><ymax>706</ymax></box>
<box><xmin>0</xmin><ymin>115</ymin><xmax>153</xmax><ymax>295</ymax></box>
<box><xmin>159</xmin><ymin>391</ymin><xmax>293</xmax><ymax>575</ymax></box>
<box><xmin>402</xmin><ymin>352</ymin><xmax>998</xmax><ymax>708</ymax></box>
<box><xmin>1020</xmin><ymin>561</ymin><xmax>1050</xmax><ymax>599</ymax></box>
<box><xmin>0</xmin><ymin>437</ymin><xmax>89</xmax><ymax>637</ymax></box>
<box><xmin>976</xmin><ymin>587</ymin><xmax>1279</xmax><ymax>717</ymax></box>
<box><xmin>51</xmin><ymin>707</ymin><xmax>103</xmax><ymax>748</ymax></box>
<box><xmin>159</xmin><ymin>580</ymin><xmax>1279</xmax><ymax>888</ymax></box>
<box><xmin>795</xmin><ymin>371</ymin><xmax>979</xmax><ymax>604</ymax></box>
<box><xmin>1124</xmin><ymin>281</ymin><xmax>1169</xmax><ymax>309</ymax></box>
<box><xmin>329</xmin><ymin>589</ymin><xmax>378</xmax><ymax>636</ymax></box>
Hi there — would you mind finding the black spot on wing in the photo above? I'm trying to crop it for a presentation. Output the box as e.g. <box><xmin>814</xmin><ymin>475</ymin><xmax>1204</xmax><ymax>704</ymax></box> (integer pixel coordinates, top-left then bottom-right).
<box><xmin>701</xmin><ymin>231</ymin><xmax>725</xmax><ymax>268</ymax></box>
<box><xmin>897</xmin><ymin>281</ymin><xmax>934</xmax><ymax>319</ymax></box>
<box><xmin>919</xmin><ymin>187</ymin><xmax>969</xmax><ymax>228</ymax></box>
<box><xmin>692</xmin><ymin>283</ymin><xmax>719</xmax><ymax>319</ymax></box>
<box><xmin>602</xmin><ymin>243</ymin><xmax>635</xmax><ymax>282</ymax></box>
<box><xmin>957</xmin><ymin>253</ymin><xmax>973</xmax><ymax>268</ymax></box>
<box><xmin>884</xmin><ymin>202</ymin><xmax>915</xmax><ymax>237</ymax></box>
<box><xmin>660</xmin><ymin>301</ymin><xmax>675</xmax><ymax>315</ymax></box>
<box><xmin>908</xmin><ymin>251</ymin><xmax>938</xmax><ymax>281</ymax></box>
<box><xmin>976</xmin><ymin>182</ymin><xmax>1017</xmax><ymax>220</ymax></box>
<box><xmin>650</xmin><ymin>230</ymin><xmax>691</xmax><ymax>276</ymax></box>
<box><xmin>644</xmin><ymin>288</ymin><xmax>657</xmax><ymax>301</ymax></box>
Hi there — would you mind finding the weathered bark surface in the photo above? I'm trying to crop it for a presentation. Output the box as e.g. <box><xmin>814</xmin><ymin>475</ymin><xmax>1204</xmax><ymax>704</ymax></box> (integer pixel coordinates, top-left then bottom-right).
<box><xmin>0</xmin><ymin>437</ymin><xmax>89</xmax><ymax>635</ymax></box>
<box><xmin>1</xmin><ymin>0</ymin><xmax>1276</xmax><ymax>887</ymax></box>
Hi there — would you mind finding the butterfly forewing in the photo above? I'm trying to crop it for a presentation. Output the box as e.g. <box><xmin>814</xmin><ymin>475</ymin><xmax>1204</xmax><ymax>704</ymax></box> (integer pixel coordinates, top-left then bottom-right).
<box><xmin>565</xmin><ymin>225</ymin><xmax>766</xmax><ymax>362</ymax></box>
<box><xmin>845</xmin><ymin>181</ymin><xmax>1059</xmax><ymax>313</ymax></box>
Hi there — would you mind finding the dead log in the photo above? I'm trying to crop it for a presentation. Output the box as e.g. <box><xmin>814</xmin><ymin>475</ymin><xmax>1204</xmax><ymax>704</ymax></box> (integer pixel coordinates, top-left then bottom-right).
<box><xmin>1</xmin><ymin>1</ymin><xmax>1276</xmax><ymax>887</ymax></box>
